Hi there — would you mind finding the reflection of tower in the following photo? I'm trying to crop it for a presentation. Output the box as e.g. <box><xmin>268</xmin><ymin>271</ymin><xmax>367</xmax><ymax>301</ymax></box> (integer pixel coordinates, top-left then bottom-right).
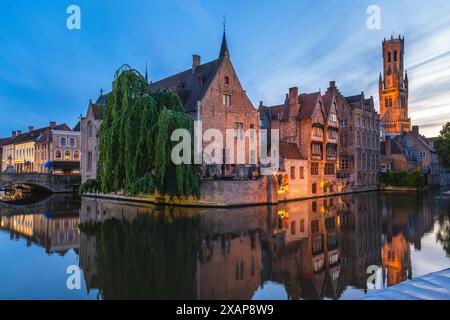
<box><xmin>379</xmin><ymin>35</ymin><xmax>411</xmax><ymax>136</ymax></box>
<box><xmin>382</xmin><ymin>234</ymin><xmax>412</xmax><ymax>287</ymax></box>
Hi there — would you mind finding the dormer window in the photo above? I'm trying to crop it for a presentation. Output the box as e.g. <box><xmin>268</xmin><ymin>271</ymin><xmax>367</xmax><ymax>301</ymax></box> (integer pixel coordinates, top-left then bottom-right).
<box><xmin>224</xmin><ymin>76</ymin><xmax>230</xmax><ymax>85</ymax></box>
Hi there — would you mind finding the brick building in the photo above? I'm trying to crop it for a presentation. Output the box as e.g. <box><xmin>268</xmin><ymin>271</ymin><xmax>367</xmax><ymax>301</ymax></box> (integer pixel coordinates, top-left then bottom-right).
<box><xmin>81</xmin><ymin>30</ymin><xmax>260</xmax><ymax>183</ymax></box>
<box><xmin>260</xmin><ymin>85</ymin><xmax>340</xmax><ymax>198</ymax></box>
<box><xmin>379</xmin><ymin>35</ymin><xmax>411</xmax><ymax>136</ymax></box>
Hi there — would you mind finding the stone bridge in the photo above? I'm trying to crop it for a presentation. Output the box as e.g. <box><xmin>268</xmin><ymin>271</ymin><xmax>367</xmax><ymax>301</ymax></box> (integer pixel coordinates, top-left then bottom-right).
<box><xmin>0</xmin><ymin>173</ymin><xmax>80</xmax><ymax>193</ymax></box>
<box><xmin>0</xmin><ymin>194</ymin><xmax>80</xmax><ymax>217</ymax></box>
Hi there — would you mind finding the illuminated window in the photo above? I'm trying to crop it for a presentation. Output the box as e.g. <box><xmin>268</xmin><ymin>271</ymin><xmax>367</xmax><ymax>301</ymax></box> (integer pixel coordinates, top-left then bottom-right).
<box><xmin>74</xmin><ymin>151</ymin><xmax>80</xmax><ymax>160</ymax></box>
<box><xmin>64</xmin><ymin>150</ymin><xmax>71</xmax><ymax>160</ymax></box>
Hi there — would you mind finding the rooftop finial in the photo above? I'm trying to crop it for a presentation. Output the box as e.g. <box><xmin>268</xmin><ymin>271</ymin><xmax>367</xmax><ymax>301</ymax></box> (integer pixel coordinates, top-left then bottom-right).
<box><xmin>223</xmin><ymin>14</ymin><xmax>226</xmax><ymax>33</ymax></box>
<box><xmin>219</xmin><ymin>15</ymin><xmax>229</xmax><ymax>58</ymax></box>
<box><xmin>145</xmin><ymin>61</ymin><xmax>148</xmax><ymax>82</ymax></box>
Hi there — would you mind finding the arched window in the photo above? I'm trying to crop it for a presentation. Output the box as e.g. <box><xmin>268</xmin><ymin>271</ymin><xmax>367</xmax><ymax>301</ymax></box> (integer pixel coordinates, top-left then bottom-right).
<box><xmin>55</xmin><ymin>150</ymin><xmax>62</xmax><ymax>159</ymax></box>
<box><xmin>64</xmin><ymin>150</ymin><xmax>71</xmax><ymax>160</ymax></box>
<box><xmin>88</xmin><ymin>121</ymin><xmax>93</xmax><ymax>138</ymax></box>
<box><xmin>74</xmin><ymin>151</ymin><xmax>80</xmax><ymax>160</ymax></box>
<box><xmin>69</xmin><ymin>138</ymin><xmax>76</xmax><ymax>147</ymax></box>
<box><xmin>60</xmin><ymin>137</ymin><xmax>67</xmax><ymax>147</ymax></box>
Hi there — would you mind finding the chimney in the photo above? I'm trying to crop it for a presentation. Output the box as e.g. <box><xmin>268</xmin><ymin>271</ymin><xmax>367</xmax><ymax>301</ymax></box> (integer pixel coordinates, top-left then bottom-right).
<box><xmin>12</xmin><ymin>131</ymin><xmax>16</xmax><ymax>138</ymax></box>
<box><xmin>412</xmin><ymin>125</ymin><xmax>419</xmax><ymax>135</ymax></box>
<box><xmin>17</xmin><ymin>130</ymin><xmax>22</xmax><ymax>135</ymax></box>
<box><xmin>28</xmin><ymin>126</ymin><xmax>34</xmax><ymax>132</ymax></box>
<box><xmin>288</xmin><ymin>87</ymin><xmax>299</xmax><ymax>118</ymax></box>
<box><xmin>192</xmin><ymin>55</ymin><xmax>201</xmax><ymax>72</ymax></box>
<box><xmin>50</xmin><ymin>121</ymin><xmax>56</xmax><ymax>128</ymax></box>
<box><xmin>329</xmin><ymin>81</ymin><xmax>336</xmax><ymax>88</ymax></box>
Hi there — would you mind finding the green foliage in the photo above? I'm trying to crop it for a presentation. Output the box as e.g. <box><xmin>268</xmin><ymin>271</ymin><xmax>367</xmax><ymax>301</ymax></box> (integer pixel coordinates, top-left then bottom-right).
<box><xmin>434</xmin><ymin>122</ymin><xmax>450</xmax><ymax>169</ymax></box>
<box><xmin>380</xmin><ymin>170</ymin><xmax>426</xmax><ymax>189</ymax></box>
<box><xmin>95</xmin><ymin>66</ymin><xmax>201</xmax><ymax>198</ymax></box>
<box><xmin>79</xmin><ymin>179</ymin><xmax>100</xmax><ymax>195</ymax></box>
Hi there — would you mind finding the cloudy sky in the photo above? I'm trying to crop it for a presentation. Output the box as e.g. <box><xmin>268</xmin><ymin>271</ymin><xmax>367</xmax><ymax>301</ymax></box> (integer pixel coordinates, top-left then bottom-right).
<box><xmin>1</xmin><ymin>0</ymin><xmax>449</xmax><ymax>137</ymax></box>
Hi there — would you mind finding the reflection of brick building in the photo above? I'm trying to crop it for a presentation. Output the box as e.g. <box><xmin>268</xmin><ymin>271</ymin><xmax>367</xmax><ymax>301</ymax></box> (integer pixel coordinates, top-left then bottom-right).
<box><xmin>382</xmin><ymin>234</ymin><xmax>411</xmax><ymax>286</ymax></box>
<box><xmin>0</xmin><ymin>214</ymin><xmax>79</xmax><ymax>254</ymax></box>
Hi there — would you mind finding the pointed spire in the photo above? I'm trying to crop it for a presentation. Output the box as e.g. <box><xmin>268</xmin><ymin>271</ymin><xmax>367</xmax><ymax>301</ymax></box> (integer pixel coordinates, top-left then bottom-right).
<box><xmin>219</xmin><ymin>15</ymin><xmax>229</xmax><ymax>58</ymax></box>
<box><xmin>145</xmin><ymin>61</ymin><xmax>148</xmax><ymax>83</ymax></box>
<box><xmin>405</xmin><ymin>70</ymin><xmax>408</xmax><ymax>81</ymax></box>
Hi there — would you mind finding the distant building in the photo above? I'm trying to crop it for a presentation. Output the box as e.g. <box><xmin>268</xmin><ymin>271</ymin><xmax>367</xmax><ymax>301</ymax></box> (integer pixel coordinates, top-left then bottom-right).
<box><xmin>379</xmin><ymin>35</ymin><xmax>411</xmax><ymax>136</ymax></box>
<box><xmin>1</xmin><ymin>122</ymin><xmax>80</xmax><ymax>174</ymax></box>
<box><xmin>339</xmin><ymin>91</ymin><xmax>380</xmax><ymax>191</ymax></box>
<box><xmin>80</xmin><ymin>96</ymin><xmax>105</xmax><ymax>182</ymax></box>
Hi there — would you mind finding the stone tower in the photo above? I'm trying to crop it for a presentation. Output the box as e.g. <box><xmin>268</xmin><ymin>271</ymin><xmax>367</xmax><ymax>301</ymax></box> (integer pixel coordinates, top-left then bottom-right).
<box><xmin>379</xmin><ymin>35</ymin><xmax>411</xmax><ymax>136</ymax></box>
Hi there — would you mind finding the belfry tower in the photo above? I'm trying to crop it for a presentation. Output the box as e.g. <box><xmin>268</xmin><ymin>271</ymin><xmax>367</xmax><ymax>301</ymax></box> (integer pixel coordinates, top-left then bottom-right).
<box><xmin>379</xmin><ymin>35</ymin><xmax>411</xmax><ymax>136</ymax></box>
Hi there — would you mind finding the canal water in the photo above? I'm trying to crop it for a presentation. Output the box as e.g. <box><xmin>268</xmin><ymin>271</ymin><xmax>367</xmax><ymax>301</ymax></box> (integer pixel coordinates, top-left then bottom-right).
<box><xmin>1</xmin><ymin>188</ymin><xmax>450</xmax><ymax>300</ymax></box>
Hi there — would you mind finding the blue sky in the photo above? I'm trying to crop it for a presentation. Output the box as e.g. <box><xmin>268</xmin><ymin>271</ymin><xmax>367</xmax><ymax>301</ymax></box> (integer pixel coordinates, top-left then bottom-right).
<box><xmin>1</xmin><ymin>0</ymin><xmax>450</xmax><ymax>137</ymax></box>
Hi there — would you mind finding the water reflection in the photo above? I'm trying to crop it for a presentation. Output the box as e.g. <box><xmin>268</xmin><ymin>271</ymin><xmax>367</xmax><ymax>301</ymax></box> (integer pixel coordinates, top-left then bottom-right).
<box><xmin>0</xmin><ymin>195</ymin><xmax>80</xmax><ymax>255</ymax></box>
<box><xmin>77</xmin><ymin>190</ymin><xmax>450</xmax><ymax>300</ymax></box>
<box><xmin>1</xmin><ymin>190</ymin><xmax>450</xmax><ymax>299</ymax></box>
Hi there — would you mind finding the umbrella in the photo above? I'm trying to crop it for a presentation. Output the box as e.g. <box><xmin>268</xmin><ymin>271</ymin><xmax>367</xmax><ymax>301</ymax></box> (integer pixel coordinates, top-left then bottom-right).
<box><xmin>44</xmin><ymin>161</ymin><xmax>53</xmax><ymax>169</ymax></box>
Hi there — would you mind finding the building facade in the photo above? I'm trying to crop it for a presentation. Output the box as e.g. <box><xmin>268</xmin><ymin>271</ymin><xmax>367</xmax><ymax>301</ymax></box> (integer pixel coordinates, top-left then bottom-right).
<box><xmin>81</xmin><ymin>31</ymin><xmax>260</xmax><ymax>183</ymax></box>
<box><xmin>80</xmin><ymin>98</ymin><xmax>105</xmax><ymax>182</ymax></box>
<box><xmin>379</xmin><ymin>35</ymin><xmax>411</xmax><ymax>136</ymax></box>
<box><xmin>1</xmin><ymin>122</ymin><xmax>80</xmax><ymax>175</ymax></box>
<box><xmin>339</xmin><ymin>91</ymin><xmax>380</xmax><ymax>191</ymax></box>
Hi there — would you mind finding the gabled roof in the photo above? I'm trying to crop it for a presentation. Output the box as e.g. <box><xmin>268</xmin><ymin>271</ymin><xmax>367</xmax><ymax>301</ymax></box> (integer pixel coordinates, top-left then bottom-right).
<box><xmin>6</xmin><ymin>124</ymin><xmax>71</xmax><ymax>145</ymax></box>
<box><xmin>73</xmin><ymin>121</ymin><xmax>81</xmax><ymax>132</ymax></box>
<box><xmin>345</xmin><ymin>94</ymin><xmax>363</xmax><ymax>106</ymax></box>
<box><xmin>0</xmin><ymin>137</ymin><xmax>13</xmax><ymax>147</ymax></box>
<box><xmin>299</xmin><ymin>92</ymin><xmax>321</xmax><ymax>119</ymax></box>
<box><xmin>150</xmin><ymin>59</ymin><xmax>221</xmax><ymax>113</ymax></box>
<box><xmin>89</xmin><ymin>103</ymin><xmax>105</xmax><ymax>121</ymax></box>
<box><xmin>280</xmin><ymin>141</ymin><xmax>306</xmax><ymax>160</ymax></box>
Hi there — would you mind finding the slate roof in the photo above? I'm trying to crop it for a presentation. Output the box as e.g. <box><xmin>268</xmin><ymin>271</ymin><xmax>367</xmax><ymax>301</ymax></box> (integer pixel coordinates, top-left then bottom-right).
<box><xmin>280</xmin><ymin>141</ymin><xmax>306</xmax><ymax>160</ymax></box>
<box><xmin>0</xmin><ymin>137</ymin><xmax>13</xmax><ymax>147</ymax></box>
<box><xmin>346</xmin><ymin>94</ymin><xmax>363</xmax><ymax>105</ymax></box>
<box><xmin>321</xmin><ymin>93</ymin><xmax>334</xmax><ymax>116</ymax></box>
<box><xmin>6</xmin><ymin>124</ymin><xmax>71</xmax><ymax>145</ymax></box>
<box><xmin>299</xmin><ymin>92</ymin><xmax>321</xmax><ymax>119</ymax></box>
<box><xmin>73</xmin><ymin>121</ymin><xmax>81</xmax><ymax>132</ymax></box>
<box><xmin>90</xmin><ymin>103</ymin><xmax>105</xmax><ymax>121</ymax></box>
<box><xmin>150</xmin><ymin>59</ymin><xmax>221</xmax><ymax>113</ymax></box>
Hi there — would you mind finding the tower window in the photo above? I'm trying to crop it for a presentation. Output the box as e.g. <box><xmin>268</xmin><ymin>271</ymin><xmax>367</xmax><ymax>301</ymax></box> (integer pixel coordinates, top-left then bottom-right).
<box><xmin>394</xmin><ymin>51</ymin><xmax>398</xmax><ymax>62</ymax></box>
<box><xmin>388</xmin><ymin>52</ymin><xmax>391</xmax><ymax>63</ymax></box>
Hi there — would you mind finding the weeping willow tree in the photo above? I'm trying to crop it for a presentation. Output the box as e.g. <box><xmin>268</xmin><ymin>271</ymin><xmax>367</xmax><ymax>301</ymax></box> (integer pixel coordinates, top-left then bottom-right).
<box><xmin>96</xmin><ymin>66</ymin><xmax>200</xmax><ymax>198</ymax></box>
